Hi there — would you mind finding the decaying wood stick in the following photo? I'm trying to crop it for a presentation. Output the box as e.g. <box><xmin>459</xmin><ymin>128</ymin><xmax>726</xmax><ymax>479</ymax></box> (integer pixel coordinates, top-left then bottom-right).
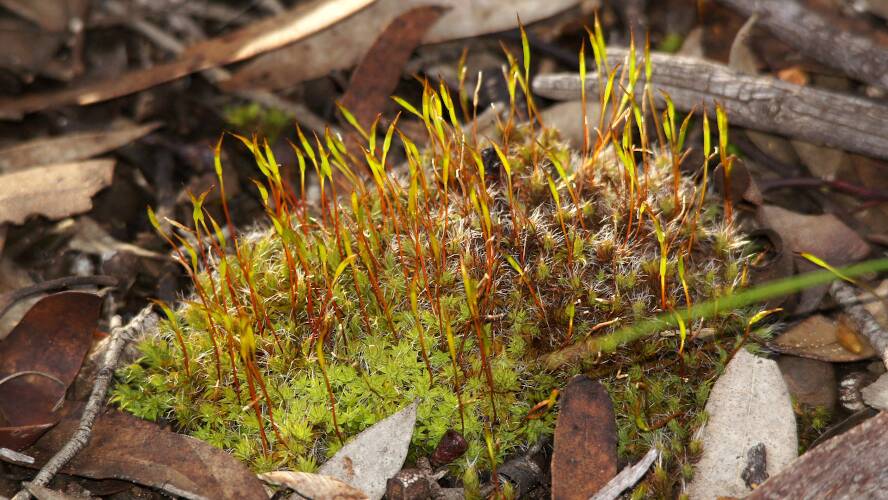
<box><xmin>532</xmin><ymin>48</ymin><xmax>888</xmax><ymax>160</ymax></box>
<box><xmin>830</xmin><ymin>281</ymin><xmax>888</xmax><ymax>369</ymax></box>
<box><xmin>589</xmin><ymin>447</ymin><xmax>658</xmax><ymax>500</ymax></box>
<box><xmin>717</xmin><ymin>0</ymin><xmax>888</xmax><ymax>90</ymax></box>
<box><xmin>11</xmin><ymin>305</ymin><xmax>156</xmax><ymax>500</ymax></box>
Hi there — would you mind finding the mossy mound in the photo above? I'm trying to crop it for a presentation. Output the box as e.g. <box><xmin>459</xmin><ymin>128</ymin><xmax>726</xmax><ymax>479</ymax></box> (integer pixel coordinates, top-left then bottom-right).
<box><xmin>112</xmin><ymin>58</ymin><xmax>761</xmax><ymax>496</ymax></box>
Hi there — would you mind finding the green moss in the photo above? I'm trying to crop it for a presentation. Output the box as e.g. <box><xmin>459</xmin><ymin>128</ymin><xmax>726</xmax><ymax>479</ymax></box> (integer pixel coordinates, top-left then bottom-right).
<box><xmin>112</xmin><ymin>46</ymin><xmax>763</xmax><ymax>496</ymax></box>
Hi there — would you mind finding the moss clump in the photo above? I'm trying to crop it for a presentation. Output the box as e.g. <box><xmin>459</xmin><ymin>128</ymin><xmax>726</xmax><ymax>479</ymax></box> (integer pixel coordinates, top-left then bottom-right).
<box><xmin>112</xmin><ymin>38</ymin><xmax>758</xmax><ymax>496</ymax></box>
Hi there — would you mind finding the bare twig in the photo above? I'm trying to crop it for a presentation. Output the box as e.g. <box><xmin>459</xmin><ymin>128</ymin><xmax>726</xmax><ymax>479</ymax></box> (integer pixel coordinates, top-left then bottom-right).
<box><xmin>533</xmin><ymin>48</ymin><xmax>888</xmax><ymax>160</ymax></box>
<box><xmin>830</xmin><ymin>281</ymin><xmax>888</xmax><ymax>369</ymax></box>
<box><xmin>11</xmin><ymin>305</ymin><xmax>156</xmax><ymax>500</ymax></box>
<box><xmin>589</xmin><ymin>447</ymin><xmax>659</xmax><ymax>500</ymax></box>
<box><xmin>717</xmin><ymin>0</ymin><xmax>888</xmax><ymax>89</ymax></box>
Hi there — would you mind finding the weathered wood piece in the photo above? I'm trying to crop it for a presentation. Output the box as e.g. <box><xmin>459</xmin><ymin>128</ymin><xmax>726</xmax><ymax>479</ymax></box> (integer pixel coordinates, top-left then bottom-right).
<box><xmin>747</xmin><ymin>411</ymin><xmax>888</xmax><ymax>499</ymax></box>
<box><xmin>717</xmin><ymin>0</ymin><xmax>888</xmax><ymax>90</ymax></box>
<box><xmin>532</xmin><ymin>49</ymin><xmax>888</xmax><ymax>160</ymax></box>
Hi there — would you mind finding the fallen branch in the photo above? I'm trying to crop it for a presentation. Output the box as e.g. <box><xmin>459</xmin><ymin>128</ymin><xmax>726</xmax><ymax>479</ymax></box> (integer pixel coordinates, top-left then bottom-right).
<box><xmin>830</xmin><ymin>281</ymin><xmax>888</xmax><ymax>369</ymax></box>
<box><xmin>532</xmin><ymin>48</ymin><xmax>888</xmax><ymax>160</ymax></box>
<box><xmin>589</xmin><ymin>447</ymin><xmax>658</xmax><ymax>500</ymax></box>
<box><xmin>717</xmin><ymin>0</ymin><xmax>888</xmax><ymax>90</ymax></box>
<box><xmin>11</xmin><ymin>305</ymin><xmax>156</xmax><ymax>500</ymax></box>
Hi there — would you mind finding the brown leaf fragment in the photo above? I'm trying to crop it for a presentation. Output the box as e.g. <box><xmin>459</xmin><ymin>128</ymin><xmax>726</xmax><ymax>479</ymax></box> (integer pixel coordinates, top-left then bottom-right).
<box><xmin>340</xmin><ymin>6</ymin><xmax>446</xmax><ymax>129</ymax></box>
<box><xmin>0</xmin><ymin>0</ymin><xmax>374</xmax><ymax>118</ymax></box>
<box><xmin>17</xmin><ymin>405</ymin><xmax>267</xmax><ymax>500</ymax></box>
<box><xmin>0</xmin><ymin>292</ymin><xmax>101</xmax><ymax>450</ymax></box>
<box><xmin>0</xmin><ymin>160</ymin><xmax>115</xmax><ymax>225</ymax></box>
<box><xmin>551</xmin><ymin>375</ymin><xmax>617</xmax><ymax>500</ymax></box>
<box><xmin>746</xmin><ymin>411</ymin><xmax>888</xmax><ymax>499</ymax></box>
<box><xmin>756</xmin><ymin>205</ymin><xmax>870</xmax><ymax>265</ymax></box>
<box><xmin>770</xmin><ymin>314</ymin><xmax>876</xmax><ymax>362</ymax></box>
<box><xmin>260</xmin><ymin>471</ymin><xmax>369</xmax><ymax>499</ymax></box>
<box><xmin>0</xmin><ymin>123</ymin><xmax>160</xmax><ymax>173</ymax></box>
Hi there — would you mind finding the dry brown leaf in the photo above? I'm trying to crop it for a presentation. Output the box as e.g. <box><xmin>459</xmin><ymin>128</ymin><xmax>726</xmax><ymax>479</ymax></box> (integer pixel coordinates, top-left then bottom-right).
<box><xmin>340</xmin><ymin>6</ymin><xmax>446</xmax><ymax>129</ymax></box>
<box><xmin>15</xmin><ymin>404</ymin><xmax>267</xmax><ymax>499</ymax></box>
<box><xmin>756</xmin><ymin>204</ymin><xmax>870</xmax><ymax>313</ymax></box>
<box><xmin>0</xmin><ymin>18</ymin><xmax>64</xmax><ymax>77</ymax></box>
<box><xmin>755</xmin><ymin>205</ymin><xmax>869</xmax><ymax>264</ymax></box>
<box><xmin>0</xmin><ymin>160</ymin><xmax>115</xmax><ymax>225</ymax></box>
<box><xmin>551</xmin><ymin>376</ymin><xmax>617</xmax><ymax>500</ymax></box>
<box><xmin>259</xmin><ymin>471</ymin><xmax>369</xmax><ymax>499</ymax></box>
<box><xmin>0</xmin><ymin>0</ymin><xmax>375</xmax><ymax>118</ymax></box>
<box><xmin>791</xmin><ymin>140</ymin><xmax>850</xmax><ymax>180</ymax></box>
<box><xmin>0</xmin><ymin>122</ymin><xmax>159</xmax><ymax>173</ymax></box>
<box><xmin>223</xmin><ymin>0</ymin><xmax>580</xmax><ymax>91</ymax></box>
<box><xmin>0</xmin><ymin>292</ymin><xmax>102</xmax><ymax>450</ymax></box>
<box><xmin>770</xmin><ymin>314</ymin><xmax>876</xmax><ymax>362</ymax></box>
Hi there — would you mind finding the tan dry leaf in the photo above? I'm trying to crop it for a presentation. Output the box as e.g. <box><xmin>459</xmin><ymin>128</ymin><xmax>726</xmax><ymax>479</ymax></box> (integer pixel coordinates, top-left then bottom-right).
<box><xmin>770</xmin><ymin>314</ymin><xmax>876</xmax><ymax>362</ymax></box>
<box><xmin>0</xmin><ymin>160</ymin><xmax>115</xmax><ymax>224</ymax></box>
<box><xmin>0</xmin><ymin>0</ymin><xmax>375</xmax><ymax>118</ymax></box>
<box><xmin>259</xmin><ymin>471</ymin><xmax>369</xmax><ymax>499</ymax></box>
<box><xmin>222</xmin><ymin>0</ymin><xmax>580</xmax><ymax>91</ymax></box>
<box><xmin>0</xmin><ymin>122</ymin><xmax>159</xmax><ymax>173</ymax></box>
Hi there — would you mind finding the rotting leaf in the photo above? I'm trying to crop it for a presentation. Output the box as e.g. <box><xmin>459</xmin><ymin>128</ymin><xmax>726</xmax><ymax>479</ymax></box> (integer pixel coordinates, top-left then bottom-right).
<box><xmin>10</xmin><ymin>404</ymin><xmax>267</xmax><ymax>500</ymax></box>
<box><xmin>318</xmin><ymin>400</ymin><xmax>418</xmax><ymax>500</ymax></box>
<box><xmin>0</xmin><ymin>292</ymin><xmax>101</xmax><ymax>450</ymax></box>
<box><xmin>259</xmin><ymin>471</ymin><xmax>369</xmax><ymax>499</ymax></box>
<box><xmin>0</xmin><ymin>160</ymin><xmax>115</xmax><ymax>225</ymax></box>
<box><xmin>339</xmin><ymin>6</ymin><xmax>447</xmax><ymax>130</ymax></box>
<box><xmin>0</xmin><ymin>123</ymin><xmax>160</xmax><ymax>173</ymax></box>
<box><xmin>687</xmin><ymin>350</ymin><xmax>797</xmax><ymax>499</ymax></box>
<box><xmin>770</xmin><ymin>314</ymin><xmax>876</xmax><ymax>362</ymax></box>
<box><xmin>551</xmin><ymin>375</ymin><xmax>617</xmax><ymax>500</ymax></box>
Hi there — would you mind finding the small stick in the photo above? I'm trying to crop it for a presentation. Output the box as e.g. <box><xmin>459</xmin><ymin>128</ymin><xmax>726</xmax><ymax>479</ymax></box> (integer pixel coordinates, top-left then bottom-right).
<box><xmin>533</xmin><ymin>48</ymin><xmax>888</xmax><ymax>160</ymax></box>
<box><xmin>589</xmin><ymin>447</ymin><xmax>659</xmax><ymax>500</ymax></box>
<box><xmin>717</xmin><ymin>0</ymin><xmax>888</xmax><ymax>90</ymax></box>
<box><xmin>11</xmin><ymin>305</ymin><xmax>155</xmax><ymax>500</ymax></box>
<box><xmin>830</xmin><ymin>280</ymin><xmax>888</xmax><ymax>369</ymax></box>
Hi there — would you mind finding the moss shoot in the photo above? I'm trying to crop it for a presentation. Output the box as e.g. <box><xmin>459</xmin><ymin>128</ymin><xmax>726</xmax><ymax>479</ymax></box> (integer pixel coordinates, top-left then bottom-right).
<box><xmin>112</xmin><ymin>34</ymin><xmax>764</xmax><ymax>497</ymax></box>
